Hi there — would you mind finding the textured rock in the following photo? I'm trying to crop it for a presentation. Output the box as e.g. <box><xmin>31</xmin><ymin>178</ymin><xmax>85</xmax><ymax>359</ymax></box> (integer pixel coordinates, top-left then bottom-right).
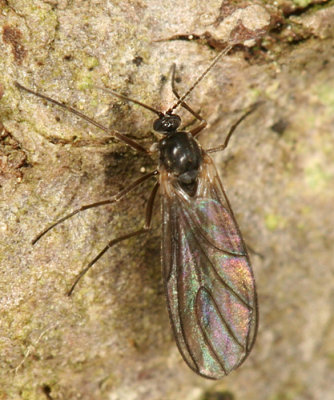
<box><xmin>1</xmin><ymin>1</ymin><xmax>333</xmax><ymax>399</ymax></box>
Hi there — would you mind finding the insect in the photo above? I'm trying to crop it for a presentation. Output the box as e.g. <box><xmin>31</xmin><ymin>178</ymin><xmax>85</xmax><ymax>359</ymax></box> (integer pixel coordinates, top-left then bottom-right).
<box><xmin>15</xmin><ymin>44</ymin><xmax>258</xmax><ymax>379</ymax></box>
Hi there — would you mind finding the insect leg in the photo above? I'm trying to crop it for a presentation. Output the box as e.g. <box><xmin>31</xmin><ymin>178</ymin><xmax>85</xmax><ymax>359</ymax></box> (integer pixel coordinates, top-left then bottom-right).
<box><xmin>67</xmin><ymin>181</ymin><xmax>160</xmax><ymax>295</ymax></box>
<box><xmin>170</xmin><ymin>65</ymin><xmax>204</xmax><ymax>122</ymax></box>
<box><xmin>15</xmin><ymin>82</ymin><xmax>149</xmax><ymax>154</ymax></box>
<box><xmin>32</xmin><ymin>170</ymin><xmax>158</xmax><ymax>244</ymax></box>
<box><xmin>206</xmin><ymin>102</ymin><xmax>261</xmax><ymax>154</ymax></box>
<box><xmin>246</xmin><ymin>243</ymin><xmax>264</xmax><ymax>260</ymax></box>
<box><xmin>170</xmin><ymin>65</ymin><xmax>207</xmax><ymax>137</ymax></box>
<box><xmin>188</xmin><ymin>121</ymin><xmax>207</xmax><ymax>138</ymax></box>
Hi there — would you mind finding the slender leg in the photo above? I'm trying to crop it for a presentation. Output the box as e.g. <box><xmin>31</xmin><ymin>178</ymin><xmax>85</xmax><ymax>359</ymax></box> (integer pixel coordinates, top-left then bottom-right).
<box><xmin>171</xmin><ymin>64</ymin><xmax>204</xmax><ymax>122</ymax></box>
<box><xmin>170</xmin><ymin>65</ymin><xmax>207</xmax><ymax>137</ymax></box>
<box><xmin>189</xmin><ymin>121</ymin><xmax>207</xmax><ymax>137</ymax></box>
<box><xmin>206</xmin><ymin>102</ymin><xmax>261</xmax><ymax>154</ymax></box>
<box><xmin>15</xmin><ymin>82</ymin><xmax>149</xmax><ymax>154</ymax></box>
<box><xmin>246</xmin><ymin>243</ymin><xmax>264</xmax><ymax>260</ymax></box>
<box><xmin>32</xmin><ymin>170</ymin><xmax>158</xmax><ymax>244</ymax></box>
<box><xmin>67</xmin><ymin>182</ymin><xmax>160</xmax><ymax>295</ymax></box>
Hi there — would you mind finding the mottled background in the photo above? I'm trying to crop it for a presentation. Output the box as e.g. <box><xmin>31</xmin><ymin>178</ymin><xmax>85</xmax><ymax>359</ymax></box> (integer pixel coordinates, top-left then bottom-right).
<box><xmin>0</xmin><ymin>0</ymin><xmax>333</xmax><ymax>399</ymax></box>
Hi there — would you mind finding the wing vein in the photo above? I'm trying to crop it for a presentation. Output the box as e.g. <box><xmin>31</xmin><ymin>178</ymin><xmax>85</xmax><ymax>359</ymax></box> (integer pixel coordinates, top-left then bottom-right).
<box><xmin>195</xmin><ymin>288</ymin><xmax>228</xmax><ymax>375</ymax></box>
<box><xmin>199</xmin><ymin>286</ymin><xmax>245</xmax><ymax>350</ymax></box>
<box><xmin>175</xmin><ymin>217</ymin><xmax>202</xmax><ymax>374</ymax></box>
<box><xmin>178</xmin><ymin>201</ymin><xmax>252</xmax><ymax>311</ymax></box>
<box><xmin>175</xmin><ymin>192</ymin><xmax>246</xmax><ymax>257</ymax></box>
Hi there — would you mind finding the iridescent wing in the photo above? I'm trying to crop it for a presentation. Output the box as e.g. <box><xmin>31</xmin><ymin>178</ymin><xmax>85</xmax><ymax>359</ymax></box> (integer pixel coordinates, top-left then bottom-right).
<box><xmin>160</xmin><ymin>153</ymin><xmax>258</xmax><ymax>379</ymax></box>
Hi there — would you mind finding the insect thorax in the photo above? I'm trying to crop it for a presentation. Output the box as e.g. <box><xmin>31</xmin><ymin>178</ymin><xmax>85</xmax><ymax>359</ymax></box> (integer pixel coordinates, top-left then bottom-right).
<box><xmin>158</xmin><ymin>131</ymin><xmax>202</xmax><ymax>196</ymax></box>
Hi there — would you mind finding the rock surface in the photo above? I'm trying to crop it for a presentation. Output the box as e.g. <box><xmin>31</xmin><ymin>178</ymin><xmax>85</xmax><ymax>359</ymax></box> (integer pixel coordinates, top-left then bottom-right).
<box><xmin>1</xmin><ymin>1</ymin><xmax>334</xmax><ymax>399</ymax></box>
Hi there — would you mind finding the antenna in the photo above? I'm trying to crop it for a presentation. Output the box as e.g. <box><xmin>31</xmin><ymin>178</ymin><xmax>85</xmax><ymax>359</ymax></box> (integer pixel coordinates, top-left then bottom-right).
<box><xmin>167</xmin><ymin>45</ymin><xmax>233</xmax><ymax>114</ymax></box>
<box><xmin>91</xmin><ymin>45</ymin><xmax>232</xmax><ymax>118</ymax></box>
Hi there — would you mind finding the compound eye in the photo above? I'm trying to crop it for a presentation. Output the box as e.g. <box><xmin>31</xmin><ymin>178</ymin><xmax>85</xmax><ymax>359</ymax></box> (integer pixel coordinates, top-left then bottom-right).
<box><xmin>153</xmin><ymin>114</ymin><xmax>181</xmax><ymax>132</ymax></box>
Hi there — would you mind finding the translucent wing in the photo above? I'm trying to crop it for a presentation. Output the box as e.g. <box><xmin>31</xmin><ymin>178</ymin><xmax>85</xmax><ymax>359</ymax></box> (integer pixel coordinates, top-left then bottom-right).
<box><xmin>160</xmin><ymin>153</ymin><xmax>258</xmax><ymax>379</ymax></box>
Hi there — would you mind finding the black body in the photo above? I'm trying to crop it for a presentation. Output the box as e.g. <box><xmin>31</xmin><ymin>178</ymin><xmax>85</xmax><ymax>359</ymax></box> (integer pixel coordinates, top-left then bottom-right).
<box><xmin>158</xmin><ymin>131</ymin><xmax>202</xmax><ymax>195</ymax></box>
